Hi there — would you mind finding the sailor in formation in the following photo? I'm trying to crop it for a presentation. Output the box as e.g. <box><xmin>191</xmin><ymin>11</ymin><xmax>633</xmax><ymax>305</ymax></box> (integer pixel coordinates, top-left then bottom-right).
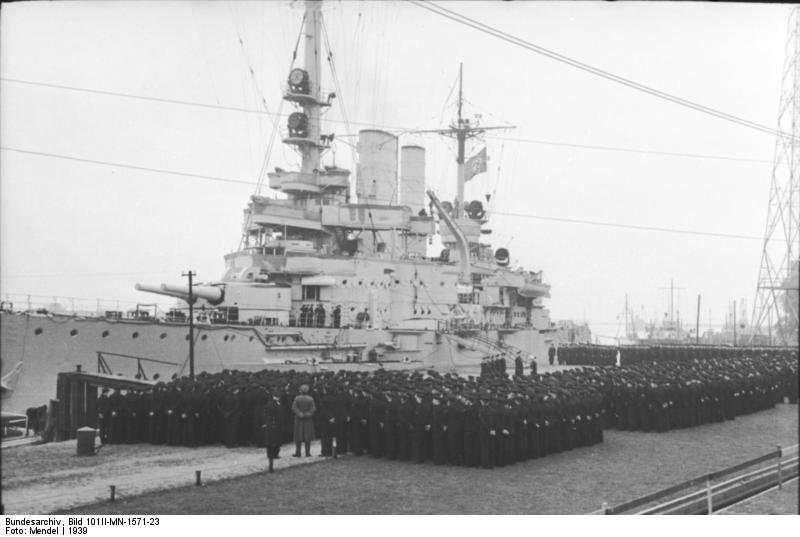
<box><xmin>95</xmin><ymin>347</ymin><xmax>796</xmax><ymax>469</ymax></box>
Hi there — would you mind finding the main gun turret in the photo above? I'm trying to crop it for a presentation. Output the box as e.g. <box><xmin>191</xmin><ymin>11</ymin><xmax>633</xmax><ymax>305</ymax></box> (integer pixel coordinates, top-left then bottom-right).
<box><xmin>135</xmin><ymin>283</ymin><xmax>224</xmax><ymax>305</ymax></box>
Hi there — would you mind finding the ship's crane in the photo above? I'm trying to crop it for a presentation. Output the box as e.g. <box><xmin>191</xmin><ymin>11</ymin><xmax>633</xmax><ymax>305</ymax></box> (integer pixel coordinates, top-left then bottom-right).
<box><xmin>427</xmin><ymin>189</ymin><xmax>471</xmax><ymax>285</ymax></box>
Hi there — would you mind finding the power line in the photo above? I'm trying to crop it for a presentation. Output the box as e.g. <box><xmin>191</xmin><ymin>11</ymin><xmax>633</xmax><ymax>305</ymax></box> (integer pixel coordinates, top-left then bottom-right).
<box><xmin>1</xmin><ymin>77</ymin><xmax>271</xmax><ymax>116</ymax></box>
<box><xmin>1</xmin><ymin>145</ymin><xmax>762</xmax><ymax>241</ymax></box>
<box><xmin>488</xmin><ymin>136</ymin><xmax>773</xmax><ymax>164</ymax></box>
<box><xmin>0</xmin><ymin>146</ymin><xmax>259</xmax><ymax>187</ymax></box>
<box><xmin>492</xmin><ymin>210</ymin><xmax>762</xmax><ymax>240</ymax></box>
<box><xmin>1</xmin><ymin>77</ymin><xmax>773</xmax><ymax>165</ymax></box>
<box><xmin>410</xmin><ymin>1</ymin><xmax>797</xmax><ymax>142</ymax></box>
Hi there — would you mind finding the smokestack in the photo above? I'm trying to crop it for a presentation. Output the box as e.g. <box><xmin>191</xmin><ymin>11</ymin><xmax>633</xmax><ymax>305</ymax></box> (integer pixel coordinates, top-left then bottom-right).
<box><xmin>400</xmin><ymin>145</ymin><xmax>425</xmax><ymax>214</ymax></box>
<box><xmin>356</xmin><ymin>129</ymin><xmax>398</xmax><ymax>205</ymax></box>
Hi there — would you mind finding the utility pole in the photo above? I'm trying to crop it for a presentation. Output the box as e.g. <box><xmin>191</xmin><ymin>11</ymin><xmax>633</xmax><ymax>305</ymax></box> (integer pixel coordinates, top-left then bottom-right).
<box><xmin>182</xmin><ymin>270</ymin><xmax>196</xmax><ymax>379</ymax></box>
<box><xmin>695</xmin><ymin>294</ymin><xmax>701</xmax><ymax>344</ymax></box>
<box><xmin>669</xmin><ymin>278</ymin><xmax>675</xmax><ymax>323</ymax></box>
<box><xmin>733</xmin><ymin>299</ymin><xmax>737</xmax><ymax>347</ymax></box>
<box><xmin>624</xmin><ymin>293</ymin><xmax>630</xmax><ymax>338</ymax></box>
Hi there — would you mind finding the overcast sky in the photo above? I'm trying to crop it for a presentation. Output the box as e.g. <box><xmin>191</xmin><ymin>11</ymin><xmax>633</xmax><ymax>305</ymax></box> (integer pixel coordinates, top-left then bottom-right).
<box><xmin>1</xmin><ymin>1</ymin><xmax>794</xmax><ymax>339</ymax></box>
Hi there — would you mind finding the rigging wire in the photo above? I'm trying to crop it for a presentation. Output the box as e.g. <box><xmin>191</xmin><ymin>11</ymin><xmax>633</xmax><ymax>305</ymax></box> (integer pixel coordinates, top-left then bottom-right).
<box><xmin>438</xmin><ymin>71</ymin><xmax>460</xmax><ymax>126</ymax></box>
<box><xmin>409</xmin><ymin>0</ymin><xmax>797</xmax><ymax>142</ymax></box>
<box><xmin>235</xmin><ymin>12</ymin><xmax>306</xmax><ymax>248</ymax></box>
<box><xmin>227</xmin><ymin>1</ymin><xmax>272</xmax><ymax>115</ymax></box>
<box><xmin>489</xmin><ymin>138</ymin><xmax>505</xmax><ymax>209</ymax></box>
<box><xmin>253</xmin><ymin>99</ymin><xmax>286</xmax><ymax>195</ymax></box>
<box><xmin>1</xmin><ymin>77</ymin><xmax>774</xmax><ymax>165</ymax></box>
<box><xmin>0</xmin><ymin>145</ymin><xmax>763</xmax><ymax>242</ymax></box>
<box><xmin>189</xmin><ymin>3</ymin><xmax>222</xmax><ymax>106</ymax></box>
<box><xmin>321</xmin><ymin>15</ymin><xmax>359</xmax><ymax>194</ymax></box>
<box><xmin>227</xmin><ymin>1</ymin><xmax>273</xmax><ymax>174</ymax></box>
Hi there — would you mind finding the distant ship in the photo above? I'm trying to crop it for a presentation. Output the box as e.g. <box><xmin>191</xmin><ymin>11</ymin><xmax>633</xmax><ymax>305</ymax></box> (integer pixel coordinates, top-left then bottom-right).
<box><xmin>0</xmin><ymin>0</ymin><xmax>559</xmax><ymax>413</ymax></box>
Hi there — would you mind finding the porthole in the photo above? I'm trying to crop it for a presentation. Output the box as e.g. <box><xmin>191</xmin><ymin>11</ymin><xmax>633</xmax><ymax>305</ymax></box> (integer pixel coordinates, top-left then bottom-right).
<box><xmin>34</xmin><ymin>327</ymin><xmax>43</xmax><ymax>335</ymax></box>
<box><xmin>201</xmin><ymin>334</ymin><xmax>208</xmax><ymax>341</ymax></box>
<box><xmin>101</xmin><ymin>330</ymin><xmax>110</xmax><ymax>338</ymax></box>
<box><xmin>230</xmin><ymin>335</ymin><xmax>236</xmax><ymax>341</ymax></box>
<box><xmin>342</xmin><ymin>279</ymin><xmax>348</xmax><ymax>285</ymax></box>
<box><xmin>132</xmin><ymin>332</ymin><xmax>139</xmax><ymax>339</ymax></box>
<box><xmin>69</xmin><ymin>329</ymin><xmax>78</xmax><ymax>337</ymax></box>
<box><xmin>159</xmin><ymin>333</ymin><xmax>167</xmax><ymax>339</ymax></box>
<box><xmin>249</xmin><ymin>336</ymin><xmax>254</xmax><ymax>342</ymax></box>
<box><xmin>223</xmin><ymin>335</ymin><xmax>229</xmax><ymax>341</ymax></box>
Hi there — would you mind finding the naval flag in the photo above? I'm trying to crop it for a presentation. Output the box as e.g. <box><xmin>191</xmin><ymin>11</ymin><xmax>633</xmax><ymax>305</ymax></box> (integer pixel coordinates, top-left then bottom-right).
<box><xmin>464</xmin><ymin>147</ymin><xmax>488</xmax><ymax>182</ymax></box>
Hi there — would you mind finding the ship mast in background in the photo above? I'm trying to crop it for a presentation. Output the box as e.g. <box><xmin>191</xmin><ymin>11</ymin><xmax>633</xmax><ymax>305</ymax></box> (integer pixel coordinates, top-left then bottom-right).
<box><xmin>413</xmin><ymin>63</ymin><xmax>515</xmax><ymax>218</ymax></box>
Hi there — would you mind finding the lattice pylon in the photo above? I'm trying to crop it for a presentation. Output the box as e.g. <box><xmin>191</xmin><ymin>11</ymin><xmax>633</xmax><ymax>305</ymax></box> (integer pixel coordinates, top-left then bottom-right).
<box><xmin>749</xmin><ymin>7</ymin><xmax>800</xmax><ymax>346</ymax></box>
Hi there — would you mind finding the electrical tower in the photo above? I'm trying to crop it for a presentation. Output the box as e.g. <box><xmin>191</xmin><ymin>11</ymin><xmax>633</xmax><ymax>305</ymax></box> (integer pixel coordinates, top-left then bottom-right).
<box><xmin>749</xmin><ymin>7</ymin><xmax>800</xmax><ymax>347</ymax></box>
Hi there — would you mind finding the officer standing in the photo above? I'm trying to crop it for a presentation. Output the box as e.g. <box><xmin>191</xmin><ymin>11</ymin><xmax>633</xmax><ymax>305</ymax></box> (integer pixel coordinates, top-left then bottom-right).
<box><xmin>514</xmin><ymin>354</ymin><xmax>524</xmax><ymax>378</ymax></box>
<box><xmin>262</xmin><ymin>396</ymin><xmax>283</xmax><ymax>472</ymax></box>
<box><xmin>97</xmin><ymin>388</ymin><xmax>110</xmax><ymax>443</ymax></box>
<box><xmin>292</xmin><ymin>384</ymin><xmax>316</xmax><ymax>457</ymax></box>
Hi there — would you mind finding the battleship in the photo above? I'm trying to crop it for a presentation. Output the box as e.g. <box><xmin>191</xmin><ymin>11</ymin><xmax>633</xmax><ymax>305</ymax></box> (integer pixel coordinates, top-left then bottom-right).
<box><xmin>0</xmin><ymin>0</ymin><xmax>558</xmax><ymax>414</ymax></box>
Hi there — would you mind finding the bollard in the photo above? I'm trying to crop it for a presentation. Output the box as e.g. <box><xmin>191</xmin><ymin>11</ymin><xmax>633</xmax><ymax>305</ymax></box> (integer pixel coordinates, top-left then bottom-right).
<box><xmin>332</xmin><ymin>437</ymin><xmax>338</xmax><ymax>459</ymax></box>
<box><xmin>76</xmin><ymin>427</ymin><xmax>98</xmax><ymax>456</ymax></box>
<box><xmin>196</xmin><ymin>470</ymin><xmax>202</xmax><ymax>486</ymax></box>
<box><xmin>109</xmin><ymin>485</ymin><xmax>116</xmax><ymax>503</ymax></box>
<box><xmin>601</xmin><ymin>502</ymin><xmax>608</xmax><ymax>515</ymax></box>
<box><xmin>705</xmin><ymin>479</ymin><xmax>713</xmax><ymax>515</ymax></box>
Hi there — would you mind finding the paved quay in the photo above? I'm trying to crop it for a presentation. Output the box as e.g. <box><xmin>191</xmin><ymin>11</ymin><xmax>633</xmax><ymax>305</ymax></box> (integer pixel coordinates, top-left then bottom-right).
<box><xmin>1</xmin><ymin>438</ymin><xmax>326</xmax><ymax>514</ymax></box>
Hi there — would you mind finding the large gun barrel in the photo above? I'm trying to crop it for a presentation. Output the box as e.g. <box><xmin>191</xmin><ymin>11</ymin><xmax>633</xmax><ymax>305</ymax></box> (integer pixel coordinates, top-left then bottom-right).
<box><xmin>135</xmin><ymin>283</ymin><xmax>224</xmax><ymax>305</ymax></box>
<box><xmin>160</xmin><ymin>283</ymin><xmax>224</xmax><ymax>305</ymax></box>
<box><xmin>135</xmin><ymin>283</ymin><xmax>190</xmax><ymax>301</ymax></box>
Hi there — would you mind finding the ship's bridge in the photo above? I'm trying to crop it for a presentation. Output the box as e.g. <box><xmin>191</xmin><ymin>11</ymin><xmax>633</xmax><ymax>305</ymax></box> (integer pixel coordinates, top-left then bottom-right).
<box><xmin>268</xmin><ymin>167</ymin><xmax>350</xmax><ymax>194</ymax></box>
<box><xmin>246</xmin><ymin>197</ymin><xmax>324</xmax><ymax>231</ymax></box>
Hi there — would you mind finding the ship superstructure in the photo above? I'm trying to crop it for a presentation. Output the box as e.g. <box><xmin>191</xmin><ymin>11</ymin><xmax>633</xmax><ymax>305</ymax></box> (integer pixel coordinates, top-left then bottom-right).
<box><xmin>137</xmin><ymin>3</ymin><xmax>550</xmax><ymax>332</ymax></box>
<box><xmin>1</xmin><ymin>0</ymin><xmax>554</xmax><ymax>413</ymax></box>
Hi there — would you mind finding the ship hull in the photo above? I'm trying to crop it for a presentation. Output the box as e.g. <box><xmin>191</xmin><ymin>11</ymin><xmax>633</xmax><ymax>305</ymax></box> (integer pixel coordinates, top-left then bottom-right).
<box><xmin>1</xmin><ymin>312</ymin><xmax>552</xmax><ymax>412</ymax></box>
